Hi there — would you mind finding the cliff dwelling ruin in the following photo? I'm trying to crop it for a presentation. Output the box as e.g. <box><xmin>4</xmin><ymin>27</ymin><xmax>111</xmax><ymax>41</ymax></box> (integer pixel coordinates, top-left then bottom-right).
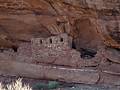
<box><xmin>0</xmin><ymin>0</ymin><xmax>120</xmax><ymax>88</ymax></box>
<box><xmin>0</xmin><ymin>33</ymin><xmax>103</xmax><ymax>68</ymax></box>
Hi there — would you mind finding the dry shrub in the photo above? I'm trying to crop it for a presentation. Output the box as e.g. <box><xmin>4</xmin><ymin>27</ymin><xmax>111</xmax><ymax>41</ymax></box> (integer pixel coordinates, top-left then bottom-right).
<box><xmin>0</xmin><ymin>79</ymin><xmax>32</xmax><ymax>90</ymax></box>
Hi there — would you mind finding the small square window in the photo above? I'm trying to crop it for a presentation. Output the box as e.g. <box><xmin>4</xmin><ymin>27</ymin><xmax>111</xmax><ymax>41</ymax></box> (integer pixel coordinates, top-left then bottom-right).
<box><xmin>50</xmin><ymin>39</ymin><xmax>52</xmax><ymax>43</ymax></box>
<box><xmin>60</xmin><ymin>38</ymin><xmax>64</xmax><ymax>42</ymax></box>
<box><xmin>40</xmin><ymin>40</ymin><xmax>43</xmax><ymax>44</ymax></box>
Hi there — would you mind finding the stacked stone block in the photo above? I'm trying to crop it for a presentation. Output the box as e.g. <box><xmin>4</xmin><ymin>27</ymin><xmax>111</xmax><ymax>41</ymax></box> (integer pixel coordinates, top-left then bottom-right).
<box><xmin>0</xmin><ymin>33</ymin><xmax>103</xmax><ymax>68</ymax></box>
<box><xmin>0</xmin><ymin>49</ymin><xmax>16</xmax><ymax>61</ymax></box>
<box><xmin>16</xmin><ymin>43</ymin><xmax>32</xmax><ymax>62</ymax></box>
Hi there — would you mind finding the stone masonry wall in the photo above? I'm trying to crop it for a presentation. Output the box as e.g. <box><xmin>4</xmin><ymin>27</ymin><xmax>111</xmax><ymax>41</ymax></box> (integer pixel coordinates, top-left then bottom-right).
<box><xmin>16</xmin><ymin>42</ymin><xmax>32</xmax><ymax>62</ymax></box>
<box><xmin>31</xmin><ymin>33</ymin><xmax>79</xmax><ymax>66</ymax></box>
<box><xmin>31</xmin><ymin>33</ymin><xmax>72</xmax><ymax>61</ymax></box>
<box><xmin>0</xmin><ymin>33</ymin><xmax>104</xmax><ymax>68</ymax></box>
<box><xmin>0</xmin><ymin>49</ymin><xmax>15</xmax><ymax>61</ymax></box>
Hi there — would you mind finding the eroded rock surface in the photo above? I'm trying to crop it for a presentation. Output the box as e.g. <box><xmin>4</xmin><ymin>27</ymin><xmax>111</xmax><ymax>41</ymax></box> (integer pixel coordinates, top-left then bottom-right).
<box><xmin>0</xmin><ymin>0</ymin><xmax>120</xmax><ymax>86</ymax></box>
<box><xmin>0</xmin><ymin>0</ymin><xmax>119</xmax><ymax>49</ymax></box>
<box><xmin>0</xmin><ymin>60</ymin><xmax>99</xmax><ymax>84</ymax></box>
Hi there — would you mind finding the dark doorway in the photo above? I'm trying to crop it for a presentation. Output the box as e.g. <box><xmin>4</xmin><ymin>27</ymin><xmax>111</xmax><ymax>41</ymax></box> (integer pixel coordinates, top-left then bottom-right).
<box><xmin>12</xmin><ymin>46</ymin><xmax>18</xmax><ymax>52</ymax></box>
<box><xmin>50</xmin><ymin>39</ymin><xmax>52</xmax><ymax>44</ymax></box>
<box><xmin>72</xmin><ymin>41</ymin><xmax>76</xmax><ymax>49</ymax></box>
<box><xmin>40</xmin><ymin>40</ymin><xmax>43</xmax><ymax>44</ymax></box>
<box><xmin>60</xmin><ymin>38</ymin><xmax>64</xmax><ymax>42</ymax></box>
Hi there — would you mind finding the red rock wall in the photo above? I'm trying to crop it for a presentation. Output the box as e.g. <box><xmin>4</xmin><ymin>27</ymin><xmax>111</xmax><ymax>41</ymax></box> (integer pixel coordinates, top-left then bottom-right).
<box><xmin>0</xmin><ymin>0</ymin><xmax>120</xmax><ymax>85</ymax></box>
<box><xmin>0</xmin><ymin>0</ymin><xmax>119</xmax><ymax>49</ymax></box>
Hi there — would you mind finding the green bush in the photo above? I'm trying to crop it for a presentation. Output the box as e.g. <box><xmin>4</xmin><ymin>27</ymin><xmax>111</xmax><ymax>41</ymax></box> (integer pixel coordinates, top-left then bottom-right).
<box><xmin>32</xmin><ymin>83</ymin><xmax>47</xmax><ymax>89</ymax></box>
<box><xmin>48</xmin><ymin>81</ymin><xmax>60</xmax><ymax>89</ymax></box>
<box><xmin>33</xmin><ymin>81</ymin><xmax>60</xmax><ymax>90</ymax></box>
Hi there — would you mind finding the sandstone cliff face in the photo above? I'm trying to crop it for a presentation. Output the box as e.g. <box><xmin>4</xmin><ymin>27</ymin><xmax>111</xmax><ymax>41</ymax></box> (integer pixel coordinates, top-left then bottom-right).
<box><xmin>0</xmin><ymin>0</ymin><xmax>120</xmax><ymax>85</ymax></box>
<box><xmin>0</xmin><ymin>0</ymin><xmax>119</xmax><ymax>51</ymax></box>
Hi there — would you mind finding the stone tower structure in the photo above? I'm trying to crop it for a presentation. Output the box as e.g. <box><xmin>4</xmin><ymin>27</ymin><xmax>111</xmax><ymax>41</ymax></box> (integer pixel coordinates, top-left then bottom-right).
<box><xmin>31</xmin><ymin>33</ymin><xmax>73</xmax><ymax>62</ymax></box>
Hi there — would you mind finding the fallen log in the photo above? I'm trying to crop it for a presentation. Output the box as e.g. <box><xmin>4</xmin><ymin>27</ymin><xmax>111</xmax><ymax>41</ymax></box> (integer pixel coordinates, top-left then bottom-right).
<box><xmin>0</xmin><ymin>60</ymin><xmax>99</xmax><ymax>84</ymax></box>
